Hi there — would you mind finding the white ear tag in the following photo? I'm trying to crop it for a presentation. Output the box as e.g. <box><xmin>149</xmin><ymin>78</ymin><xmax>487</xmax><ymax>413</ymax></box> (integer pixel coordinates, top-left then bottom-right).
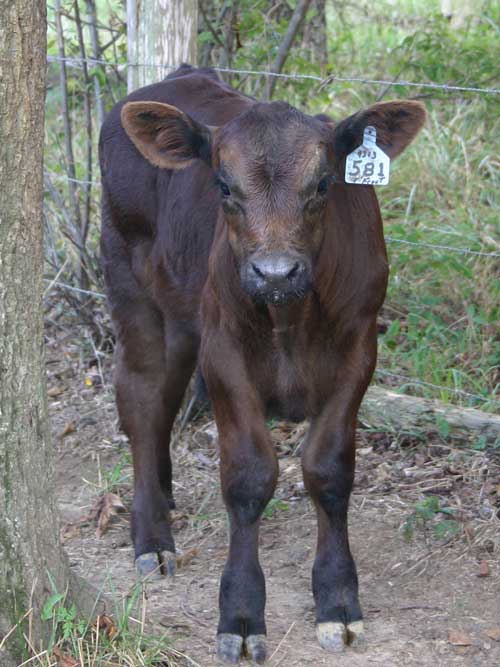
<box><xmin>345</xmin><ymin>126</ymin><xmax>390</xmax><ymax>185</ymax></box>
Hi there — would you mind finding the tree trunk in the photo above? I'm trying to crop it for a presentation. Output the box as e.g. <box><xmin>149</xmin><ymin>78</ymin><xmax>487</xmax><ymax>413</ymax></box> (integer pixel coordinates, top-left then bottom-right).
<box><xmin>127</xmin><ymin>0</ymin><xmax>198</xmax><ymax>92</ymax></box>
<box><xmin>303</xmin><ymin>0</ymin><xmax>328</xmax><ymax>74</ymax></box>
<box><xmin>0</xmin><ymin>3</ymin><xmax>93</xmax><ymax>665</ymax></box>
<box><xmin>360</xmin><ymin>387</ymin><xmax>500</xmax><ymax>444</ymax></box>
<box><xmin>266</xmin><ymin>0</ymin><xmax>312</xmax><ymax>99</ymax></box>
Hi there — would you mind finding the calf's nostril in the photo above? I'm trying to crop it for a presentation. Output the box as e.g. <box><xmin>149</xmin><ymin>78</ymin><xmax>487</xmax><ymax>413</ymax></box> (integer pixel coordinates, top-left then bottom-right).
<box><xmin>286</xmin><ymin>262</ymin><xmax>300</xmax><ymax>280</ymax></box>
<box><xmin>251</xmin><ymin>263</ymin><xmax>266</xmax><ymax>279</ymax></box>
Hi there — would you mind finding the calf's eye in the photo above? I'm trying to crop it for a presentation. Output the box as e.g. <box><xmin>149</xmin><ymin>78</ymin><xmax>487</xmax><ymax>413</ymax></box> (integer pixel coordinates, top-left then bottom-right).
<box><xmin>317</xmin><ymin>177</ymin><xmax>330</xmax><ymax>195</ymax></box>
<box><xmin>219</xmin><ymin>180</ymin><xmax>231</xmax><ymax>197</ymax></box>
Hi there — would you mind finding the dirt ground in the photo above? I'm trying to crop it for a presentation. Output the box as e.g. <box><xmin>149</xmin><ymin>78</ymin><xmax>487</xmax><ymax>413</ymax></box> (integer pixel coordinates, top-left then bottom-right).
<box><xmin>46</xmin><ymin>327</ymin><xmax>500</xmax><ymax>667</ymax></box>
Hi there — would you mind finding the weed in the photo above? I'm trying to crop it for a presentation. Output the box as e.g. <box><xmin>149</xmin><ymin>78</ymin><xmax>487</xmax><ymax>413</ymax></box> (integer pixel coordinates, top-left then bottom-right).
<box><xmin>403</xmin><ymin>495</ymin><xmax>461</xmax><ymax>542</ymax></box>
<box><xmin>101</xmin><ymin>450</ymin><xmax>132</xmax><ymax>493</ymax></box>
<box><xmin>263</xmin><ymin>499</ymin><xmax>290</xmax><ymax>519</ymax></box>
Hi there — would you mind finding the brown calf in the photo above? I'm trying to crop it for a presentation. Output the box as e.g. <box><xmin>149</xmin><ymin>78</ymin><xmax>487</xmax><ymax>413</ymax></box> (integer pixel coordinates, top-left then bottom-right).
<box><xmin>99</xmin><ymin>64</ymin><xmax>425</xmax><ymax>664</ymax></box>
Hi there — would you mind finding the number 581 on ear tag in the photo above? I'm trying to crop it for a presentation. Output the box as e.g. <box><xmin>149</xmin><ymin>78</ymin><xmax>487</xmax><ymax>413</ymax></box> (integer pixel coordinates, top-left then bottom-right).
<box><xmin>345</xmin><ymin>126</ymin><xmax>390</xmax><ymax>185</ymax></box>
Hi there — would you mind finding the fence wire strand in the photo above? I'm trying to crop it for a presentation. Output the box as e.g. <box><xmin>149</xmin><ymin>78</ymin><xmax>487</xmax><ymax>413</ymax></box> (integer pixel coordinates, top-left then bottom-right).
<box><xmin>375</xmin><ymin>370</ymin><xmax>499</xmax><ymax>405</ymax></box>
<box><xmin>385</xmin><ymin>237</ymin><xmax>500</xmax><ymax>258</ymax></box>
<box><xmin>43</xmin><ymin>171</ymin><xmax>500</xmax><ymax>260</ymax></box>
<box><xmin>46</xmin><ymin>54</ymin><xmax>500</xmax><ymax>95</ymax></box>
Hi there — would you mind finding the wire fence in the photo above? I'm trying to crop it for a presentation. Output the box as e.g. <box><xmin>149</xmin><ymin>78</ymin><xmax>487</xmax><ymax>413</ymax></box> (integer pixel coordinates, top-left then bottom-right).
<box><xmin>47</xmin><ymin>54</ymin><xmax>500</xmax><ymax>95</ymax></box>
<box><xmin>44</xmin><ymin>54</ymin><xmax>500</xmax><ymax>410</ymax></box>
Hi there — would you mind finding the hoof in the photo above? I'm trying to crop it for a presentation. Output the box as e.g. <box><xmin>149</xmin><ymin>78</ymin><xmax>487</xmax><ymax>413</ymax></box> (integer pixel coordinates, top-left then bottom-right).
<box><xmin>135</xmin><ymin>552</ymin><xmax>162</xmax><ymax>579</ymax></box>
<box><xmin>245</xmin><ymin>635</ymin><xmax>266</xmax><ymax>664</ymax></box>
<box><xmin>217</xmin><ymin>633</ymin><xmax>243</xmax><ymax>665</ymax></box>
<box><xmin>316</xmin><ymin>621</ymin><xmax>348</xmax><ymax>652</ymax></box>
<box><xmin>159</xmin><ymin>549</ymin><xmax>176</xmax><ymax>577</ymax></box>
<box><xmin>347</xmin><ymin>620</ymin><xmax>365</xmax><ymax>646</ymax></box>
<box><xmin>135</xmin><ymin>550</ymin><xmax>176</xmax><ymax>579</ymax></box>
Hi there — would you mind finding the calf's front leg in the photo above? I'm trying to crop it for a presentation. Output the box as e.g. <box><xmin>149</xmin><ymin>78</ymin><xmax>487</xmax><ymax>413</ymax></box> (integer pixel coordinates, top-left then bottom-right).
<box><xmin>204</xmin><ymin>352</ymin><xmax>278</xmax><ymax>664</ymax></box>
<box><xmin>302</xmin><ymin>418</ymin><xmax>364</xmax><ymax>651</ymax></box>
<box><xmin>301</xmin><ymin>331</ymin><xmax>376</xmax><ymax>652</ymax></box>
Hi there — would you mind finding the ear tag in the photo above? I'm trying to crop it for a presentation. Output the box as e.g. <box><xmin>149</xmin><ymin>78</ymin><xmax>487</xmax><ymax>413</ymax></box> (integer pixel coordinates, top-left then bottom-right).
<box><xmin>345</xmin><ymin>126</ymin><xmax>390</xmax><ymax>185</ymax></box>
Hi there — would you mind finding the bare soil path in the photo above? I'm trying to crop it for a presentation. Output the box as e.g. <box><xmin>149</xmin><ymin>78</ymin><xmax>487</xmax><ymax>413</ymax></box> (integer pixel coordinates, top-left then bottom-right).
<box><xmin>47</xmin><ymin>330</ymin><xmax>500</xmax><ymax>667</ymax></box>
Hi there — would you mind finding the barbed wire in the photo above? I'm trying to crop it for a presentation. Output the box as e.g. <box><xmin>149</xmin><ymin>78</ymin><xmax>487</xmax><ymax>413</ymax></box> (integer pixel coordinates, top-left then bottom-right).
<box><xmin>385</xmin><ymin>237</ymin><xmax>500</xmax><ymax>258</ymax></box>
<box><xmin>43</xmin><ymin>172</ymin><xmax>500</xmax><ymax>260</ymax></box>
<box><xmin>46</xmin><ymin>54</ymin><xmax>500</xmax><ymax>95</ymax></box>
<box><xmin>375</xmin><ymin>370</ymin><xmax>499</xmax><ymax>405</ymax></box>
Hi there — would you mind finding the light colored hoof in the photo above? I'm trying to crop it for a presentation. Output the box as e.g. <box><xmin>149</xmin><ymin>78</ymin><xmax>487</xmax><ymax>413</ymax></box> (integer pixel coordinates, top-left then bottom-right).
<box><xmin>159</xmin><ymin>549</ymin><xmax>176</xmax><ymax>577</ymax></box>
<box><xmin>347</xmin><ymin>620</ymin><xmax>365</xmax><ymax>646</ymax></box>
<box><xmin>135</xmin><ymin>552</ymin><xmax>162</xmax><ymax>579</ymax></box>
<box><xmin>245</xmin><ymin>634</ymin><xmax>267</xmax><ymax>664</ymax></box>
<box><xmin>217</xmin><ymin>633</ymin><xmax>243</xmax><ymax>665</ymax></box>
<box><xmin>316</xmin><ymin>621</ymin><xmax>348</xmax><ymax>652</ymax></box>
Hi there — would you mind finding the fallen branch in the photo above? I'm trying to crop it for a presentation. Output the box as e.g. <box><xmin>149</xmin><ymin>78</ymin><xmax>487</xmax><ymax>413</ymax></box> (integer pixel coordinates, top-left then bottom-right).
<box><xmin>360</xmin><ymin>386</ymin><xmax>500</xmax><ymax>443</ymax></box>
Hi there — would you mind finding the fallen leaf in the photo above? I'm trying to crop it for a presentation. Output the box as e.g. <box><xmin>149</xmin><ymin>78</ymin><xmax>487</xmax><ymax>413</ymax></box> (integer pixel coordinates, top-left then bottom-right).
<box><xmin>176</xmin><ymin>547</ymin><xmax>198</xmax><ymax>569</ymax></box>
<box><xmin>60</xmin><ymin>523</ymin><xmax>81</xmax><ymax>543</ymax></box>
<box><xmin>94</xmin><ymin>614</ymin><xmax>117</xmax><ymax>640</ymax></box>
<box><xmin>94</xmin><ymin>493</ymin><xmax>126</xmax><ymax>537</ymax></box>
<box><xmin>477</xmin><ymin>560</ymin><xmax>490</xmax><ymax>578</ymax></box>
<box><xmin>448</xmin><ymin>630</ymin><xmax>473</xmax><ymax>646</ymax></box>
<box><xmin>464</xmin><ymin>523</ymin><xmax>475</xmax><ymax>540</ymax></box>
<box><xmin>53</xmin><ymin>646</ymin><xmax>80</xmax><ymax>667</ymax></box>
<box><xmin>48</xmin><ymin>386</ymin><xmax>65</xmax><ymax>398</ymax></box>
<box><xmin>485</xmin><ymin>628</ymin><xmax>500</xmax><ymax>642</ymax></box>
<box><xmin>59</xmin><ymin>421</ymin><xmax>76</xmax><ymax>438</ymax></box>
<box><xmin>84</xmin><ymin>376</ymin><xmax>93</xmax><ymax>386</ymax></box>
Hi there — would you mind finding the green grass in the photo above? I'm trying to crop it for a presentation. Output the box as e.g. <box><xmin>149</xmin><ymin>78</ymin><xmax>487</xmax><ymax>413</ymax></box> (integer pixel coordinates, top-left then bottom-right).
<box><xmin>377</xmin><ymin>100</ymin><xmax>499</xmax><ymax>412</ymax></box>
<box><xmin>8</xmin><ymin>579</ymin><xmax>187</xmax><ymax>667</ymax></box>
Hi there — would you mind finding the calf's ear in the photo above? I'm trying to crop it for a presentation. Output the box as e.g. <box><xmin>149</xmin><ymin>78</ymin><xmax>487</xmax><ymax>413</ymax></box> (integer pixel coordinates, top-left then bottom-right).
<box><xmin>121</xmin><ymin>101</ymin><xmax>213</xmax><ymax>169</ymax></box>
<box><xmin>332</xmin><ymin>100</ymin><xmax>426</xmax><ymax>163</ymax></box>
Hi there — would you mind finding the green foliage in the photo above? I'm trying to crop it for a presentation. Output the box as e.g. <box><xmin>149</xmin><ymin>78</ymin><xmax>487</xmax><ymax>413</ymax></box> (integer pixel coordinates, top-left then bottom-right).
<box><xmin>403</xmin><ymin>496</ymin><xmax>461</xmax><ymax>541</ymax></box>
<box><xmin>102</xmin><ymin>450</ymin><xmax>132</xmax><ymax>492</ymax></box>
<box><xmin>263</xmin><ymin>498</ymin><xmax>290</xmax><ymax>519</ymax></box>
<box><xmin>37</xmin><ymin>580</ymin><xmax>180</xmax><ymax>666</ymax></box>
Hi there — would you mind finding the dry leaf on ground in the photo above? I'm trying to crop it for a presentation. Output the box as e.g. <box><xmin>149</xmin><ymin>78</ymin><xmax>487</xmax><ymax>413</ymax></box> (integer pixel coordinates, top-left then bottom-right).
<box><xmin>48</xmin><ymin>386</ymin><xmax>65</xmax><ymax>397</ymax></box>
<box><xmin>477</xmin><ymin>560</ymin><xmax>490</xmax><ymax>578</ymax></box>
<box><xmin>93</xmin><ymin>492</ymin><xmax>126</xmax><ymax>537</ymax></box>
<box><xmin>53</xmin><ymin>646</ymin><xmax>80</xmax><ymax>667</ymax></box>
<box><xmin>485</xmin><ymin>627</ymin><xmax>500</xmax><ymax>642</ymax></box>
<box><xmin>94</xmin><ymin>614</ymin><xmax>118</xmax><ymax>640</ymax></box>
<box><xmin>59</xmin><ymin>421</ymin><xmax>76</xmax><ymax>438</ymax></box>
<box><xmin>448</xmin><ymin>630</ymin><xmax>473</xmax><ymax>646</ymax></box>
<box><xmin>176</xmin><ymin>547</ymin><xmax>199</xmax><ymax>569</ymax></box>
<box><xmin>60</xmin><ymin>522</ymin><xmax>81</xmax><ymax>543</ymax></box>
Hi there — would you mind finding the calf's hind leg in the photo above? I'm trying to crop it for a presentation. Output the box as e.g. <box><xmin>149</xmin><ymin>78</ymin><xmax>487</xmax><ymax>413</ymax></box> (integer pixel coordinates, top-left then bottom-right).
<box><xmin>113</xmin><ymin>304</ymin><xmax>197</xmax><ymax>578</ymax></box>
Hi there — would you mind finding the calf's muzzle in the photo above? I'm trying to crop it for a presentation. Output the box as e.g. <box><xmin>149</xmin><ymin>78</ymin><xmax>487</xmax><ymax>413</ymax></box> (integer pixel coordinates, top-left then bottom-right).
<box><xmin>241</xmin><ymin>253</ymin><xmax>312</xmax><ymax>306</ymax></box>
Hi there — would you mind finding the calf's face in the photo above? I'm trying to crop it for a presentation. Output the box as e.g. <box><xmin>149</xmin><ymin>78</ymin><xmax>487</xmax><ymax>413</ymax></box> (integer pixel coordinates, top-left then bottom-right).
<box><xmin>214</xmin><ymin>104</ymin><xmax>334</xmax><ymax>305</ymax></box>
<box><xmin>122</xmin><ymin>97</ymin><xmax>426</xmax><ymax>306</ymax></box>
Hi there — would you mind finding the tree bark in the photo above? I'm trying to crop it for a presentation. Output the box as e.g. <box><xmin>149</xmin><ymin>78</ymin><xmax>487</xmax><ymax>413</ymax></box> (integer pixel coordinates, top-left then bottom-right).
<box><xmin>360</xmin><ymin>387</ymin><xmax>500</xmax><ymax>444</ymax></box>
<box><xmin>0</xmin><ymin>3</ymin><xmax>94</xmax><ymax>665</ymax></box>
<box><xmin>127</xmin><ymin>0</ymin><xmax>198</xmax><ymax>92</ymax></box>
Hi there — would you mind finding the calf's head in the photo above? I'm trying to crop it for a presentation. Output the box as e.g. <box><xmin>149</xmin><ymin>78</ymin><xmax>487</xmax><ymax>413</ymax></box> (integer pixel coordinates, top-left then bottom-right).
<box><xmin>122</xmin><ymin>97</ymin><xmax>425</xmax><ymax>306</ymax></box>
